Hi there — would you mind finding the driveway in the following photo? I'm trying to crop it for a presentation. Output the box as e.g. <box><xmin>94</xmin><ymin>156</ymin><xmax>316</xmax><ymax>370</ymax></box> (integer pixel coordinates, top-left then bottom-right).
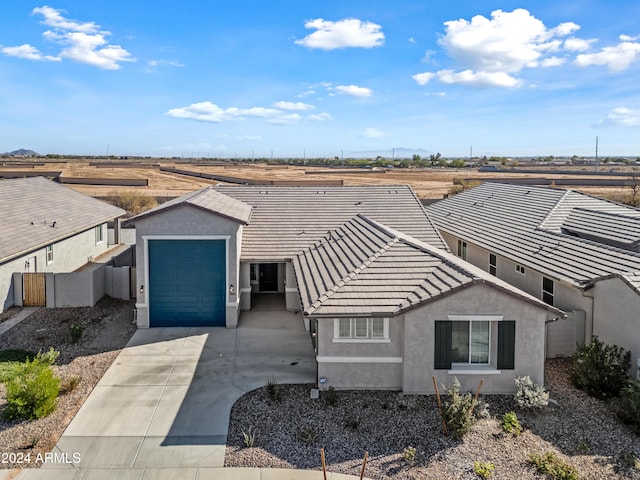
<box><xmin>37</xmin><ymin>304</ymin><xmax>316</xmax><ymax>472</ymax></box>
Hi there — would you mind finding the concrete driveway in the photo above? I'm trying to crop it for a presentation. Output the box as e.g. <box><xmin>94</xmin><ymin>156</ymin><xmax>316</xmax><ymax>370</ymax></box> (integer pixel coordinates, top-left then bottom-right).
<box><xmin>35</xmin><ymin>303</ymin><xmax>316</xmax><ymax>474</ymax></box>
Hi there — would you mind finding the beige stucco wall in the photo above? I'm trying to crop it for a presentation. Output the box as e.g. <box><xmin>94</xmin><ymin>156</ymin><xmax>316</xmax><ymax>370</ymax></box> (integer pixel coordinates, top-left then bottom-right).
<box><xmin>440</xmin><ymin>230</ymin><xmax>591</xmax><ymax>351</ymax></box>
<box><xmin>403</xmin><ymin>283</ymin><xmax>548</xmax><ymax>394</ymax></box>
<box><xmin>133</xmin><ymin>205</ymin><xmax>241</xmax><ymax>328</ymax></box>
<box><xmin>592</xmin><ymin>277</ymin><xmax>640</xmax><ymax>377</ymax></box>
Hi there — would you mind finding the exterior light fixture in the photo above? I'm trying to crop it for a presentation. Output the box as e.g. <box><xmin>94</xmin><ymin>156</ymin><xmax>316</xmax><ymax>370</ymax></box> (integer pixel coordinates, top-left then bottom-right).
<box><xmin>139</xmin><ymin>285</ymin><xmax>144</xmax><ymax>294</ymax></box>
<box><xmin>229</xmin><ymin>284</ymin><xmax>235</xmax><ymax>295</ymax></box>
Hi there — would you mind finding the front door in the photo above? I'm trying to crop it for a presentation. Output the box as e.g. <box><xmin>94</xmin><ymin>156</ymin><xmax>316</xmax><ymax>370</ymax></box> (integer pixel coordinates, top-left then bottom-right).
<box><xmin>259</xmin><ymin>263</ymin><xmax>278</xmax><ymax>292</ymax></box>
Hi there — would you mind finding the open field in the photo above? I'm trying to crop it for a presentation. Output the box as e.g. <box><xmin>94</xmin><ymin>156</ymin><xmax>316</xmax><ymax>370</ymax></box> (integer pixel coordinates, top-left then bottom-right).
<box><xmin>1</xmin><ymin>159</ymin><xmax>634</xmax><ymax>200</ymax></box>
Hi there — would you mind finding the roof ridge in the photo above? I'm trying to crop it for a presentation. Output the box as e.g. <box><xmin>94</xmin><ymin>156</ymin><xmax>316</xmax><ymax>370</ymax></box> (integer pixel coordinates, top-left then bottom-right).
<box><xmin>538</xmin><ymin>189</ymin><xmax>572</xmax><ymax>231</ymax></box>
<box><xmin>306</xmin><ymin>223</ymin><xmax>399</xmax><ymax>314</ymax></box>
<box><xmin>571</xmin><ymin>206</ymin><xmax>640</xmax><ymax>219</ymax></box>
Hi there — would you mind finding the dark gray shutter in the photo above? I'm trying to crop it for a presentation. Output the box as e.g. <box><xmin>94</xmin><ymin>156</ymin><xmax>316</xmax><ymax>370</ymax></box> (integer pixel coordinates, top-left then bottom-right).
<box><xmin>434</xmin><ymin>321</ymin><xmax>452</xmax><ymax>369</ymax></box>
<box><xmin>497</xmin><ymin>320</ymin><xmax>516</xmax><ymax>370</ymax></box>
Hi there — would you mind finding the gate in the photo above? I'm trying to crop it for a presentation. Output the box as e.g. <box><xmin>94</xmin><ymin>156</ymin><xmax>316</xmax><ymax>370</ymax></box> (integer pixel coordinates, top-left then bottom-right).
<box><xmin>23</xmin><ymin>273</ymin><xmax>46</xmax><ymax>306</ymax></box>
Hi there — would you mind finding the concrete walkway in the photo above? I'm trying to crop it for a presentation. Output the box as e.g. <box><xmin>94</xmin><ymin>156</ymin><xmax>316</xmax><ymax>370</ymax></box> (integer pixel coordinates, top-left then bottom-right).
<box><xmin>0</xmin><ymin>307</ymin><xmax>39</xmax><ymax>336</ymax></box>
<box><xmin>5</xmin><ymin>299</ymin><xmax>343</xmax><ymax>479</ymax></box>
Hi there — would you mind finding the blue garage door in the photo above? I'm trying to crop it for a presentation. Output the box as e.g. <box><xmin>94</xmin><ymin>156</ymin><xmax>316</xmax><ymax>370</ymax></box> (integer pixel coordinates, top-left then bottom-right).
<box><xmin>149</xmin><ymin>239</ymin><xmax>226</xmax><ymax>327</ymax></box>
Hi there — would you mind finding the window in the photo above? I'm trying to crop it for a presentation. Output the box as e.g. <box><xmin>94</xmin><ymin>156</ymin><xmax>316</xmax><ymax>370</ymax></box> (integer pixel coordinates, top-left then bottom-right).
<box><xmin>516</xmin><ymin>264</ymin><xmax>526</xmax><ymax>275</ymax></box>
<box><xmin>451</xmin><ymin>321</ymin><xmax>490</xmax><ymax>364</ymax></box>
<box><xmin>95</xmin><ymin>224</ymin><xmax>103</xmax><ymax>244</ymax></box>
<box><xmin>435</xmin><ymin>319</ymin><xmax>515</xmax><ymax>370</ymax></box>
<box><xmin>489</xmin><ymin>253</ymin><xmax>497</xmax><ymax>276</ymax></box>
<box><xmin>335</xmin><ymin>318</ymin><xmax>389</xmax><ymax>341</ymax></box>
<box><xmin>542</xmin><ymin>277</ymin><xmax>554</xmax><ymax>306</ymax></box>
<box><xmin>457</xmin><ymin>239</ymin><xmax>467</xmax><ymax>260</ymax></box>
<box><xmin>46</xmin><ymin>244</ymin><xmax>54</xmax><ymax>265</ymax></box>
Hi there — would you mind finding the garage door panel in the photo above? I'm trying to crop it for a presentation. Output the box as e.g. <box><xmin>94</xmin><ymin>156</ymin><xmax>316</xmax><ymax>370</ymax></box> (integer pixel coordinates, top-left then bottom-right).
<box><xmin>149</xmin><ymin>239</ymin><xmax>226</xmax><ymax>327</ymax></box>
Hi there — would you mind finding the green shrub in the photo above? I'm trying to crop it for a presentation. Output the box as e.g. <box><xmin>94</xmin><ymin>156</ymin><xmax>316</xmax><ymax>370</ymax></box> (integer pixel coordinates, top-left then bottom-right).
<box><xmin>323</xmin><ymin>385</ymin><xmax>338</xmax><ymax>406</ymax></box>
<box><xmin>0</xmin><ymin>350</ymin><xmax>35</xmax><ymax>383</ymax></box>
<box><xmin>527</xmin><ymin>451</ymin><xmax>579</xmax><ymax>480</ymax></box>
<box><xmin>264</xmin><ymin>376</ymin><xmax>280</xmax><ymax>402</ymax></box>
<box><xmin>69</xmin><ymin>323</ymin><xmax>84</xmax><ymax>344</ymax></box>
<box><xmin>4</xmin><ymin>349</ymin><xmax>60</xmax><ymax>420</ymax></box>
<box><xmin>514</xmin><ymin>376</ymin><xmax>549</xmax><ymax>410</ymax></box>
<box><xmin>442</xmin><ymin>378</ymin><xmax>477</xmax><ymax>439</ymax></box>
<box><xmin>501</xmin><ymin>411</ymin><xmax>522</xmax><ymax>437</ymax></box>
<box><xmin>403</xmin><ymin>446</ymin><xmax>416</xmax><ymax>464</ymax></box>
<box><xmin>473</xmin><ymin>461</ymin><xmax>495</xmax><ymax>479</ymax></box>
<box><xmin>618</xmin><ymin>381</ymin><xmax>640</xmax><ymax>433</ymax></box>
<box><xmin>570</xmin><ymin>337</ymin><xmax>630</xmax><ymax>399</ymax></box>
<box><xmin>242</xmin><ymin>426</ymin><xmax>256</xmax><ymax>447</ymax></box>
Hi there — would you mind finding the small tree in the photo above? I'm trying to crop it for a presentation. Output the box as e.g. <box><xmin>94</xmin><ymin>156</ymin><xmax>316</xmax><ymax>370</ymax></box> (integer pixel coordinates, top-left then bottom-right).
<box><xmin>442</xmin><ymin>378</ymin><xmax>477</xmax><ymax>439</ymax></box>
<box><xmin>571</xmin><ymin>337</ymin><xmax>630</xmax><ymax>399</ymax></box>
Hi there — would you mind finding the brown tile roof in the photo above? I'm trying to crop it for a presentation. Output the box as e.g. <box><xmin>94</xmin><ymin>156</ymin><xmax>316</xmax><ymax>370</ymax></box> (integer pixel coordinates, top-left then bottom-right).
<box><xmin>0</xmin><ymin>177</ymin><xmax>125</xmax><ymax>263</ymax></box>
<box><xmin>293</xmin><ymin>215</ymin><xmax>562</xmax><ymax>317</ymax></box>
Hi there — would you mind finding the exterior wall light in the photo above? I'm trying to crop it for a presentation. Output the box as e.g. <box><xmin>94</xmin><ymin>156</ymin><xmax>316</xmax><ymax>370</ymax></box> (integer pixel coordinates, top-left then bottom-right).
<box><xmin>229</xmin><ymin>284</ymin><xmax>235</xmax><ymax>295</ymax></box>
<box><xmin>139</xmin><ymin>285</ymin><xmax>144</xmax><ymax>294</ymax></box>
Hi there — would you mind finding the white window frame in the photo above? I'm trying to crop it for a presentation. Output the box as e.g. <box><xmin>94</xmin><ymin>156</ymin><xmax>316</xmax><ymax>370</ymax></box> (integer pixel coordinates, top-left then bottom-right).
<box><xmin>457</xmin><ymin>239</ymin><xmax>467</xmax><ymax>260</ymax></box>
<box><xmin>46</xmin><ymin>244</ymin><xmax>54</xmax><ymax>265</ymax></box>
<box><xmin>450</xmin><ymin>320</ymin><xmax>491</xmax><ymax>366</ymax></box>
<box><xmin>95</xmin><ymin>224</ymin><xmax>104</xmax><ymax>244</ymax></box>
<box><xmin>333</xmin><ymin>318</ymin><xmax>390</xmax><ymax>343</ymax></box>
<box><xmin>516</xmin><ymin>263</ymin><xmax>526</xmax><ymax>275</ymax></box>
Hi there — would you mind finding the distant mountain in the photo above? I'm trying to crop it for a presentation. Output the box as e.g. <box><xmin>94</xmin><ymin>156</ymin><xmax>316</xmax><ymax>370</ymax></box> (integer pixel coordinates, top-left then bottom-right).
<box><xmin>3</xmin><ymin>149</ymin><xmax>40</xmax><ymax>156</ymax></box>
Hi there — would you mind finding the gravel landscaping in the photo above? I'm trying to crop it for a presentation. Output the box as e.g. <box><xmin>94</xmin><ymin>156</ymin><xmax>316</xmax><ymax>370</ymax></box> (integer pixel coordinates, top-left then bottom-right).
<box><xmin>0</xmin><ymin>298</ymin><xmax>136</xmax><ymax>469</ymax></box>
<box><xmin>226</xmin><ymin>360</ymin><xmax>640</xmax><ymax>479</ymax></box>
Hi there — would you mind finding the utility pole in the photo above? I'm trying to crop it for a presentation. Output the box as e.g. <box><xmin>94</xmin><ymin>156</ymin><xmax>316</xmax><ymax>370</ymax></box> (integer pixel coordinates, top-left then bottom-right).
<box><xmin>595</xmin><ymin>136</ymin><xmax>599</xmax><ymax>172</ymax></box>
<box><xmin>470</xmin><ymin>145</ymin><xmax>473</xmax><ymax>159</ymax></box>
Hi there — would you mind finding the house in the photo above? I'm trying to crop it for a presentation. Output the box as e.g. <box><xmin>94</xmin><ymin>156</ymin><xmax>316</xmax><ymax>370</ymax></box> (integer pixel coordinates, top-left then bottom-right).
<box><xmin>425</xmin><ymin>182</ymin><xmax>640</xmax><ymax>373</ymax></box>
<box><xmin>127</xmin><ymin>184</ymin><xmax>562</xmax><ymax>393</ymax></box>
<box><xmin>0</xmin><ymin>177</ymin><xmax>126</xmax><ymax>310</ymax></box>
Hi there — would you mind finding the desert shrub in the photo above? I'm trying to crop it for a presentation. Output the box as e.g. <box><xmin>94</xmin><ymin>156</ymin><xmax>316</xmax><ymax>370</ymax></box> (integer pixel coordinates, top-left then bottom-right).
<box><xmin>502</xmin><ymin>411</ymin><xmax>522</xmax><ymax>437</ymax></box>
<box><xmin>264</xmin><ymin>376</ymin><xmax>280</xmax><ymax>402</ymax></box>
<box><xmin>571</xmin><ymin>337</ymin><xmax>630</xmax><ymax>399</ymax></box>
<box><xmin>0</xmin><ymin>350</ymin><xmax>35</xmax><ymax>383</ymax></box>
<box><xmin>297</xmin><ymin>425</ymin><xmax>318</xmax><ymax>445</ymax></box>
<box><xmin>323</xmin><ymin>385</ymin><xmax>338</xmax><ymax>406</ymax></box>
<box><xmin>474</xmin><ymin>461</ymin><xmax>495</xmax><ymax>478</ymax></box>
<box><xmin>60</xmin><ymin>375</ymin><xmax>81</xmax><ymax>394</ymax></box>
<box><xmin>69</xmin><ymin>323</ymin><xmax>84</xmax><ymax>344</ymax></box>
<box><xmin>242</xmin><ymin>426</ymin><xmax>256</xmax><ymax>447</ymax></box>
<box><xmin>442</xmin><ymin>378</ymin><xmax>477</xmax><ymax>439</ymax></box>
<box><xmin>403</xmin><ymin>446</ymin><xmax>416</xmax><ymax>464</ymax></box>
<box><xmin>618</xmin><ymin>381</ymin><xmax>640</xmax><ymax>433</ymax></box>
<box><xmin>4</xmin><ymin>349</ymin><xmax>60</xmax><ymax>420</ymax></box>
<box><xmin>107</xmin><ymin>191</ymin><xmax>157</xmax><ymax>215</ymax></box>
<box><xmin>527</xmin><ymin>452</ymin><xmax>579</xmax><ymax>480</ymax></box>
<box><xmin>515</xmin><ymin>376</ymin><xmax>549</xmax><ymax>410</ymax></box>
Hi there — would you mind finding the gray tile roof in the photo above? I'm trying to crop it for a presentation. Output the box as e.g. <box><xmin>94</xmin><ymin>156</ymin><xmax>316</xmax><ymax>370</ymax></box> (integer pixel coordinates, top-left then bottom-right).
<box><xmin>127</xmin><ymin>186</ymin><xmax>253</xmax><ymax>225</ymax></box>
<box><xmin>293</xmin><ymin>215</ymin><xmax>562</xmax><ymax>317</ymax></box>
<box><xmin>0</xmin><ymin>177</ymin><xmax>125</xmax><ymax>264</ymax></box>
<box><xmin>425</xmin><ymin>182</ymin><xmax>640</xmax><ymax>288</ymax></box>
<box><xmin>561</xmin><ymin>208</ymin><xmax>640</xmax><ymax>249</ymax></box>
<box><xmin>215</xmin><ymin>185</ymin><xmax>447</xmax><ymax>260</ymax></box>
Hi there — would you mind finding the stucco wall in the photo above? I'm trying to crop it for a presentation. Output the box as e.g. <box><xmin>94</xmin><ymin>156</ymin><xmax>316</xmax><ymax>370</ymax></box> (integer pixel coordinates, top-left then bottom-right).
<box><xmin>440</xmin><ymin>231</ymin><xmax>591</xmax><ymax>351</ymax></box>
<box><xmin>403</xmin><ymin>283</ymin><xmax>548</xmax><ymax>394</ymax></box>
<box><xmin>132</xmin><ymin>205</ymin><xmax>241</xmax><ymax>328</ymax></box>
<box><xmin>1</xmin><ymin>223</ymin><xmax>111</xmax><ymax>311</ymax></box>
<box><xmin>593</xmin><ymin>277</ymin><xmax>640</xmax><ymax>377</ymax></box>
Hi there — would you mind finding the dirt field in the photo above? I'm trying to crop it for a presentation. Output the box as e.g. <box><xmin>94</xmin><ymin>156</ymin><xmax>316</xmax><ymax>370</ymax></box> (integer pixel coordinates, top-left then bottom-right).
<box><xmin>1</xmin><ymin>160</ymin><xmax>632</xmax><ymax>200</ymax></box>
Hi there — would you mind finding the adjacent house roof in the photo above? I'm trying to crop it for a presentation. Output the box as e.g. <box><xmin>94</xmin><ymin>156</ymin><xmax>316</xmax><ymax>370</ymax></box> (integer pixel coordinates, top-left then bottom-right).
<box><xmin>0</xmin><ymin>177</ymin><xmax>126</xmax><ymax>264</ymax></box>
<box><xmin>293</xmin><ymin>214</ymin><xmax>562</xmax><ymax>317</ymax></box>
<box><xmin>425</xmin><ymin>182</ymin><xmax>640</xmax><ymax>289</ymax></box>
<box><xmin>126</xmin><ymin>186</ymin><xmax>253</xmax><ymax>225</ymax></box>
<box><xmin>215</xmin><ymin>185</ymin><xmax>447</xmax><ymax>260</ymax></box>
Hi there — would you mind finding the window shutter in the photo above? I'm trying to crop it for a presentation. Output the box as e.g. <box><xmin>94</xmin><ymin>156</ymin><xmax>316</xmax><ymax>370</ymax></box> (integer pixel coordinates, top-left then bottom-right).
<box><xmin>434</xmin><ymin>321</ymin><xmax>452</xmax><ymax>369</ymax></box>
<box><xmin>497</xmin><ymin>320</ymin><xmax>516</xmax><ymax>370</ymax></box>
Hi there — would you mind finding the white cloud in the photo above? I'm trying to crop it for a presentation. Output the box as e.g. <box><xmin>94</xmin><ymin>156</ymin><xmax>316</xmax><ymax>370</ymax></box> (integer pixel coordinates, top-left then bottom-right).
<box><xmin>268</xmin><ymin>113</ymin><xmax>301</xmax><ymax>125</ymax></box>
<box><xmin>575</xmin><ymin>41</ymin><xmax>640</xmax><ymax>71</ymax></box>
<box><xmin>32</xmin><ymin>6</ymin><xmax>99</xmax><ymax>33</ymax></box>
<box><xmin>541</xmin><ymin>56</ymin><xmax>566</xmax><ymax>67</ymax></box>
<box><xmin>308</xmin><ymin>112</ymin><xmax>332</xmax><ymax>121</ymax></box>
<box><xmin>273</xmin><ymin>101</ymin><xmax>315</xmax><ymax>111</ymax></box>
<box><xmin>596</xmin><ymin>107</ymin><xmax>640</xmax><ymax>127</ymax></box>
<box><xmin>413</xmin><ymin>9</ymin><xmax>587</xmax><ymax>88</ymax></box>
<box><xmin>1</xmin><ymin>44</ymin><xmax>59</xmax><ymax>61</ymax></box>
<box><xmin>1</xmin><ymin>6</ymin><xmax>135</xmax><ymax>70</ymax></box>
<box><xmin>620</xmin><ymin>34</ymin><xmax>640</xmax><ymax>42</ymax></box>
<box><xmin>335</xmin><ymin>84</ymin><xmax>373</xmax><ymax>97</ymax></box>
<box><xmin>362</xmin><ymin>128</ymin><xmax>385</xmax><ymax>138</ymax></box>
<box><xmin>146</xmin><ymin>59</ymin><xmax>185</xmax><ymax>72</ymax></box>
<box><xmin>295</xmin><ymin>18</ymin><xmax>384</xmax><ymax>50</ymax></box>
<box><xmin>167</xmin><ymin>101</ymin><xmax>307</xmax><ymax>124</ymax></box>
<box><xmin>564</xmin><ymin>37</ymin><xmax>597</xmax><ymax>52</ymax></box>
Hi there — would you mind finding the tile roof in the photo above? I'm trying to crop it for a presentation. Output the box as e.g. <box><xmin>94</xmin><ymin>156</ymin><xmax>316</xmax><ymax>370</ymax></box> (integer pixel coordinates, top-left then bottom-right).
<box><xmin>561</xmin><ymin>208</ymin><xmax>640</xmax><ymax>249</ymax></box>
<box><xmin>126</xmin><ymin>186</ymin><xmax>253</xmax><ymax>225</ymax></box>
<box><xmin>425</xmin><ymin>182</ymin><xmax>640</xmax><ymax>288</ymax></box>
<box><xmin>293</xmin><ymin>215</ymin><xmax>562</xmax><ymax>317</ymax></box>
<box><xmin>215</xmin><ymin>185</ymin><xmax>447</xmax><ymax>260</ymax></box>
<box><xmin>0</xmin><ymin>177</ymin><xmax>125</xmax><ymax>264</ymax></box>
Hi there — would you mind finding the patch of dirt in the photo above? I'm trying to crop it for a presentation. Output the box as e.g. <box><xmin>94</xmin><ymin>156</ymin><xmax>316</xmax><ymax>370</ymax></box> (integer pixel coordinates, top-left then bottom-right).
<box><xmin>225</xmin><ymin>359</ymin><xmax>640</xmax><ymax>479</ymax></box>
<box><xmin>0</xmin><ymin>297</ymin><xmax>136</xmax><ymax>469</ymax></box>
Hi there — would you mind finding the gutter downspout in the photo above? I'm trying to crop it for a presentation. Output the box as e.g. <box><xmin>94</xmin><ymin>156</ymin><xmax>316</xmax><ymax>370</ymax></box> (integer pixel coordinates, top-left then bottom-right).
<box><xmin>580</xmin><ymin>282</ymin><xmax>596</xmax><ymax>344</ymax></box>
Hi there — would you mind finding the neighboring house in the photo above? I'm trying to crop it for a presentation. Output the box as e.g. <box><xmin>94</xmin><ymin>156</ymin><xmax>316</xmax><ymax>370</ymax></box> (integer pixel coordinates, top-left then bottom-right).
<box><xmin>0</xmin><ymin>177</ymin><xmax>126</xmax><ymax>310</ymax></box>
<box><xmin>127</xmin><ymin>184</ymin><xmax>562</xmax><ymax>393</ymax></box>
<box><xmin>425</xmin><ymin>182</ymin><xmax>640</xmax><ymax>372</ymax></box>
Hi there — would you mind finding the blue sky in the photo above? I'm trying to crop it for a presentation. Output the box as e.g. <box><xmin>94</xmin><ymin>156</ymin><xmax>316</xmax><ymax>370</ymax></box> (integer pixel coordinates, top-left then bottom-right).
<box><xmin>1</xmin><ymin>1</ymin><xmax>639</xmax><ymax>158</ymax></box>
